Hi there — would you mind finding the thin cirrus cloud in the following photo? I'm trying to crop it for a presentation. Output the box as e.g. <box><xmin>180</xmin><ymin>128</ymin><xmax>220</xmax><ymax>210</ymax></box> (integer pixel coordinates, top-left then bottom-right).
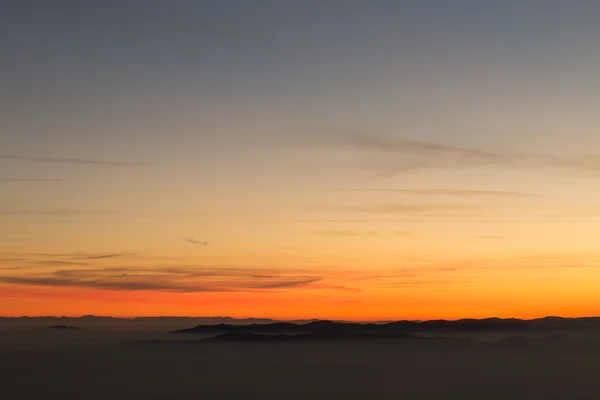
<box><xmin>306</xmin><ymin>230</ymin><xmax>415</xmax><ymax>238</ymax></box>
<box><xmin>0</xmin><ymin>155</ymin><xmax>155</xmax><ymax>167</ymax></box>
<box><xmin>0</xmin><ymin>253</ymin><xmax>132</xmax><ymax>269</ymax></box>
<box><xmin>0</xmin><ymin>178</ymin><xmax>65</xmax><ymax>182</ymax></box>
<box><xmin>306</xmin><ymin>230</ymin><xmax>381</xmax><ymax>237</ymax></box>
<box><xmin>251</xmin><ymin>274</ymin><xmax>281</xmax><ymax>279</ymax></box>
<box><xmin>321</xmin><ymin>202</ymin><xmax>587</xmax><ymax>220</ymax></box>
<box><xmin>333</xmin><ymin>203</ymin><xmax>483</xmax><ymax>214</ymax></box>
<box><xmin>312</xmin><ymin>283</ymin><xmax>362</xmax><ymax>293</ymax></box>
<box><xmin>38</xmin><ymin>260</ymin><xmax>90</xmax><ymax>267</ymax></box>
<box><xmin>254</xmin><ymin>276</ymin><xmax>322</xmax><ymax>289</ymax></box>
<box><xmin>0</xmin><ymin>251</ymin><xmax>388</xmax><ymax>293</ymax></box>
<box><xmin>0</xmin><ymin>208</ymin><xmax>121</xmax><ymax>217</ymax></box>
<box><xmin>0</xmin><ymin>252</ymin><xmax>473</xmax><ymax>293</ymax></box>
<box><xmin>0</xmin><ymin>256</ymin><xmax>122</xmax><ymax>270</ymax></box>
<box><xmin>333</xmin><ymin>188</ymin><xmax>536</xmax><ymax>198</ymax></box>
<box><xmin>0</xmin><ymin>265</ymin><xmax>327</xmax><ymax>293</ymax></box>
<box><xmin>3</xmin><ymin>252</ymin><xmax>593</xmax><ymax>294</ymax></box>
<box><xmin>70</xmin><ymin>253</ymin><xmax>131</xmax><ymax>260</ymax></box>
<box><xmin>0</xmin><ymin>275</ymin><xmax>205</xmax><ymax>292</ymax></box>
<box><xmin>318</xmin><ymin>131</ymin><xmax>600</xmax><ymax>175</ymax></box>
<box><xmin>183</xmin><ymin>238</ymin><xmax>209</xmax><ymax>245</ymax></box>
<box><xmin>0</xmin><ymin>252</ymin><xmax>128</xmax><ymax>259</ymax></box>
<box><xmin>0</xmin><ymin>261</ymin><xmax>89</xmax><ymax>271</ymax></box>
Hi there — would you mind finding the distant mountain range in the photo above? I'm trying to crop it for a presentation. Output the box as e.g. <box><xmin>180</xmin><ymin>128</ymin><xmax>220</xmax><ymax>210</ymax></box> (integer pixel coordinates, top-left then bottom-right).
<box><xmin>170</xmin><ymin>317</ymin><xmax>600</xmax><ymax>336</ymax></box>
<box><xmin>0</xmin><ymin>316</ymin><xmax>321</xmax><ymax>331</ymax></box>
<box><xmin>2</xmin><ymin>316</ymin><xmax>600</xmax><ymax>335</ymax></box>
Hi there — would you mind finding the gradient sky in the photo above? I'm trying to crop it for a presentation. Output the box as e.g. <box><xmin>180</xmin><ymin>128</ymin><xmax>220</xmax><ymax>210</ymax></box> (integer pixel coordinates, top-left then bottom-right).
<box><xmin>2</xmin><ymin>1</ymin><xmax>600</xmax><ymax>320</ymax></box>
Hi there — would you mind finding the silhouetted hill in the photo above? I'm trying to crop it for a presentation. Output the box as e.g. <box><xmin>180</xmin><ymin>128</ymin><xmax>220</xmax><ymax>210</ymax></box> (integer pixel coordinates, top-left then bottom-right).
<box><xmin>151</xmin><ymin>330</ymin><xmax>475</xmax><ymax>344</ymax></box>
<box><xmin>46</xmin><ymin>325</ymin><xmax>81</xmax><ymax>330</ymax></box>
<box><xmin>0</xmin><ymin>316</ymin><xmax>318</xmax><ymax>332</ymax></box>
<box><xmin>197</xmin><ymin>331</ymin><xmax>428</xmax><ymax>342</ymax></box>
<box><xmin>207</xmin><ymin>333</ymin><xmax>292</xmax><ymax>342</ymax></box>
<box><xmin>172</xmin><ymin>322</ymin><xmax>306</xmax><ymax>335</ymax></box>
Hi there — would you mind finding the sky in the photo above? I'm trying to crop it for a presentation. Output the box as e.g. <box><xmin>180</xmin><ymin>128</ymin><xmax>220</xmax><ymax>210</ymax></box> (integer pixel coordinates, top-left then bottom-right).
<box><xmin>2</xmin><ymin>1</ymin><xmax>600</xmax><ymax>320</ymax></box>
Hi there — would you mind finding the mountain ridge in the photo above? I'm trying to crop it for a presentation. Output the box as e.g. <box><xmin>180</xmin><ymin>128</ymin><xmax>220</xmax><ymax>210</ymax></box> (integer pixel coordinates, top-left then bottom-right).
<box><xmin>170</xmin><ymin>316</ymin><xmax>600</xmax><ymax>335</ymax></box>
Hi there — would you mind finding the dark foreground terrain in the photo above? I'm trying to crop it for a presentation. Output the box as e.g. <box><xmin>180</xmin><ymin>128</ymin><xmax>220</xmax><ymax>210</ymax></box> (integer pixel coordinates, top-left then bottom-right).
<box><xmin>1</xmin><ymin>317</ymin><xmax>600</xmax><ymax>399</ymax></box>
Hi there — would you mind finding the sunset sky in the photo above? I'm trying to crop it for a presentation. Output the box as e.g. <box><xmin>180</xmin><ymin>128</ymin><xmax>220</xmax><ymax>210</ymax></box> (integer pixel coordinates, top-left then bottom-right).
<box><xmin>2</xmin><ymin>1</ymin><xmax>600</xmax><ymax>320</ymax></box>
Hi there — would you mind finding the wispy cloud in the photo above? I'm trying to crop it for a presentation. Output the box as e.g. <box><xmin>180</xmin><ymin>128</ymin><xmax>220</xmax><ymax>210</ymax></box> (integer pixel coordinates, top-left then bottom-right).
<box><xmin>0</xmin><ymin>258</ymin><xmax>27</xmax><ymax>263</ymax></box>
<box><xmin>312</xmin><ymin>283</ymin><xmax>362</xmax><ymax>293</ymax></box>
<box><xmin>4</xmin><ymin>252</ymin><xmax>594</xmax><ymax>294</ymax></box>
<box><xmin>0</xmin><ymin>259</ymin><xmax>89</xmax><ymax>270</ymax></box>
<box><xmin>305</xmin><ymin>230</ymin><xmax>415</xmax><ymax>238</ymax></box>
<box><xmin>0</xmin><ymin>155</ymin><xmax>154</xmax><ymax>167</ymax></box>
<box><xmin>70</xmin><ymin>253</ymin><xmax>130</xmax><ymax>260</ymax></box>
<box><xmin>331</xmin><ymin>131</ymin><xmax>499</xmax><ymax>160</ymax></box>
<box><xmin>344</xmin><ymin>274</ymin><xmax>385</xmax><ymax>282</ymax></box>
<box><xmin>307</xmin><ymin>230</ymin><xmax>381</xmax><ymax>237</ymax></box>
<box><xmin>253</xmin><ymin>276</ymin><xmax>322</xmax><ymax>289</ymax></box>
<box><xmin>183</xmin><ymin>238</ymin><xmax>208</xmax><ymax>245</ymax></box>
<box><xmin>321</xmin><ymin>131</ymin><xmax>600</xmax><ymax>176</ymax></box>
<box><xmin>0</xmin><ymin>208</ymin><xmax>120</xmax><ymax>217</ymax></box>
<box><xmin>335</xmin><ymin>203</ymin><xmax>482</xmax><ymax>214</ymax></box>
<box><xmin>370</xmin><ymin>278</ymin><xmax>466</xmax><ymax>289</ymax></box>
<box><xmin>0</xmin><ymin>252</ymin><xmax>119</xmax><ymax>258</ymax></box>
<box><xmin>0</xmin><ymin>252</ymin><xmax>132</xmax><ymax>265</ymax></box>
<box><xmin>38</xmin><ymin>260</ymin><xmax>90</xmax><ymax>266</ymax></box>
<box><xmin>251</xmin><ymin>274</ymin><xmax>281</xmax><ymax>279</ymax></box>
<box><xmin>334</xmin><ymin>188</ymin><xmax>536</xmax><ymax>198</ymax></box>
<box><xmin>321</xmin><ymin>201</ymin><xmax>588</xmax><ymax>220</ymax></box>
<box><xmin>0</xmin><ymin>275</ymin><xmax>204</xmax><ymax>292</ymax></box>
<box><xmin>0</xmin><ymin>178</ymin><xmax>65</xmax><ymax>183</ymax></box>
<box><xmin>0</xmin><ymin>266</ymin><xmax>326</xmax><ymax>293</ymax></box>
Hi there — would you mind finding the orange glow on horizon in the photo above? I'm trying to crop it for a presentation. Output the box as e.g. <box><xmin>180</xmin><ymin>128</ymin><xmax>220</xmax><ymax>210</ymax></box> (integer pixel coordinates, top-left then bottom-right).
<box><xmin>2</xmin><ymin>279</ymin><xmax>599</xmax><ymax>321</ymax></box>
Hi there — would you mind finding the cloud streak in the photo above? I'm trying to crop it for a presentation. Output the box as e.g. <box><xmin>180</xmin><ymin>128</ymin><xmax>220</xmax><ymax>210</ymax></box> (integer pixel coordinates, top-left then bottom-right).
<box><xmin>183</xmin><ymin>238</ymin><xmax>208</xmax><ymax>245</ymax></box>
<box><xmin>332</xmin><ymin>203</ymin><xmax>483</xmax><ymax>214</ymax></box>
<box><xmin>0</xmin><ymin>264</ymin><xmax>327</xmax><ymax>293</ymax></box>
<box><xmin>38</xmin><ymin>260</ymin><xmax>90</xmax><ymax>266</ymax></box>
<box><xmin>70</xmin><ymin>253</ymin><xmax>130</xmax><ymax>260</ymax></box>
<box><xmin>0</xmin><ymin>155</ymin><xmax>154</xmax><ymax>167</ymax></box>
<box><xmin>307</xmin><ymin>230</ymin><xmax>381</xmax><ymax>237</ymax></box>
<box><xmin>0</xmin><ymin>275</ymin><xmax>204</xmax><ymax>292</ymax></box>
<box><xmin>332</xmin><ymin>131</ymin><xmax>498</xmax><ymax>160</ymax></box>
<box><xmin>0</xmin><ymin>252</ymin><xmax>126</xmax><ymax>258</ymax></box>
<box><xmin>0</xmin><ymin>209</ymin><xmax>120</xmax><ymax>217</ymax></box>
<box><xmin>334</xmin><ymin>188</ymin><xmax>536</xmax><ymax>198</ymax></box>
<box><xmin>3</xmin><ymin>251</ymin><xmax>594</xmax><ymax>295</ymax></box>
<box><xmin>322</xmin><ymin>131</ymin><xmax>600</xmax><ymax>176</ymax></box>
<box><xmin>254</xmin><ymin>276</ymin><xmax>322</xmax><ymax>289</ymax></box>
<box><xmin>2</xmin><ymin>255</ymin><xmax>457</xmax><ymax>293</ymax></box>
<box><xmin>0</xmin><ymin>178</ymin><xmax>65</xmax><ymax>182</ymax></box>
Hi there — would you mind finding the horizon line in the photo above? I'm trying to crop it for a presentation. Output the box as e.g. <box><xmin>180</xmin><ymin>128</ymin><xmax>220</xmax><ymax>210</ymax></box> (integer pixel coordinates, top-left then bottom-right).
<box><xmin>1</xmin><ymin>314</ymin><xmax>598</xmax><ymax>322</ymax></box>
